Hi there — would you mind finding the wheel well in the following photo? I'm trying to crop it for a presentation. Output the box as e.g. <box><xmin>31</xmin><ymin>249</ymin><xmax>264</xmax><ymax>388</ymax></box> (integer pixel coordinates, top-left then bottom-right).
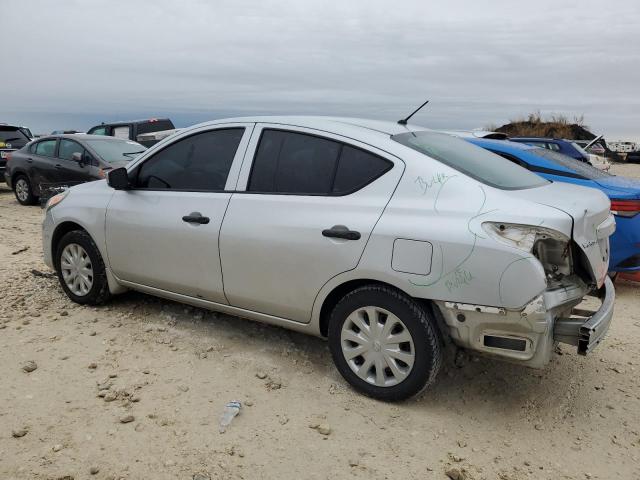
<box><xmin>12</xmin><ymin>171</ymin><xmax>27</xmax><ymax>185</ymax></box>
<box><xmin>318</xmin><ymin>279</ymin><xmax>435</xmax><ymax>337</ymax></box>
<box><xmin>51</xmin><ymin>222</ymin><xmax>86</xmax><ymax>263</ymax></box>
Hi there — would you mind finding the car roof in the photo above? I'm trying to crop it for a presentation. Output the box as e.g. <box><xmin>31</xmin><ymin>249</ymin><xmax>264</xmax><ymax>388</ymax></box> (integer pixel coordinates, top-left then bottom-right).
<box><xmin>467</xmin><ymin>138</ymin><xmax>591</xmax><ymax>177</ymax></box>
<box><xmin>187</xmin><ymin>115</ymin><xmax>431</xmax><ymax>138</ymax></box>
<box><xmin>510</xmin><ymin>137</ymin><xmax>569</xmax><ymax>143</ymax></box>
<box><xmin>38</xmin><ymin>134</ymin><xmax>141</xmax><ymax>142</ymax></box>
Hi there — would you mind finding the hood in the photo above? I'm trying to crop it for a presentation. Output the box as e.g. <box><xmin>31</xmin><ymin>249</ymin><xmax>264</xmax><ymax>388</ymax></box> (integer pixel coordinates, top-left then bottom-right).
<box><xmin>508</xmin><ymin>182</ymin><xmax>614</xmax><ymax>287</ymax></box>
<box><xmin>595</xmin><ymin>175</ymin><xmax>640</xmax><ymax>199</ymax></box>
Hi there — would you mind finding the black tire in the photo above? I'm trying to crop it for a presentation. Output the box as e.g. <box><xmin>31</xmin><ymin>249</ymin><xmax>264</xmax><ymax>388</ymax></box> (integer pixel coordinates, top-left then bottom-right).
<box><xmin>328</xmin><ymin>285</ymin><xmax>442</xmax><ymax>401</ymax></box>
<box><xmin>55</xmin><ymin>230</ymin><xmax>111</xmax><ymax>305</ymax></box>
<box><xmin>13</xmin><ymin>175</ymin><xmax>38</xmax><ymax>206</ymax></box>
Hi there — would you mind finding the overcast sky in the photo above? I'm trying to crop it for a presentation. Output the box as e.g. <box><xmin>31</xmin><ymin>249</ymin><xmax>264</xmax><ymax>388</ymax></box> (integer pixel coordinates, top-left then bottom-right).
<box><xmin>3</xmin><ymin>0</ymin><xmax>640</xmax><ymax>140</ymax></box>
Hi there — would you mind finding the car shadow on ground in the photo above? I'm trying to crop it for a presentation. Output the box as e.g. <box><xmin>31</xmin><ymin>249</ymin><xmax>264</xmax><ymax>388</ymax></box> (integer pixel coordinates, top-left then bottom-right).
<box><xmin>101</xmin><ymin>287</ymin><xmax>593</xmax><ymax>417</ymax></box>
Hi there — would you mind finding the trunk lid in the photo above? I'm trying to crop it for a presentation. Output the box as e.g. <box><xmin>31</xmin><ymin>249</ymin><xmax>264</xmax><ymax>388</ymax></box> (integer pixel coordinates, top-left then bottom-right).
<box><xmin>509</xmin><ymin>182</ymin><xmax>614</xmax><ymax>287</ymax></box>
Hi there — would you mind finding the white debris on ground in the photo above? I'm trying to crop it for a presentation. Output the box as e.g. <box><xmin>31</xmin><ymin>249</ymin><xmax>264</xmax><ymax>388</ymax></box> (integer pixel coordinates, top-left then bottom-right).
<box><xmin>0</xmin><ymin>163</ymin><xmax>639</xmax><ymax>479</ymax></box>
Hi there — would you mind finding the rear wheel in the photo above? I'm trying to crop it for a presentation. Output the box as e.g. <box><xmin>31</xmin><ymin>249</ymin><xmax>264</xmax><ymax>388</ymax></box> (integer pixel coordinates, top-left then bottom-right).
<box><xmin>13</xmin><ymin>175</ymin><xmax>38</xmax><ymax>205</ymax></box>
<box><xmin>328</xmin><ymin>285</ymin><xmax>442</xmax><ymax>401</ymax></box>
<box><xmin>55</xmin><ymin>230</ymin><xmax>111</xmax><ymax>305</ymax></box>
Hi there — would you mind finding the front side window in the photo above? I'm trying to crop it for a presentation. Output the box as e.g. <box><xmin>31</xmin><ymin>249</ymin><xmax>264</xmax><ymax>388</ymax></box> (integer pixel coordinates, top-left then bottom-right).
<box><xmin>35</xmin><ymin>139</ymin><xmax>57</xmax><ymax>157</ymax></box>
<box><xmin>248</xmin><ymin>130</ymin><xmax>392</xmax><ymax>195</ymax></box>
<box><xmin>135</xmin><ymin>128</ymin><xmax>244</xmax><ymax>191</ymax></box>
<box><xmin>393</xmin><ymin>131</ymin><xmax>548</xmax><ymax>190</ymax></box>
<box><xmin>58</xmin><ymin>139</ymin><xmax>85</xmax><ymax>161</ymax></box>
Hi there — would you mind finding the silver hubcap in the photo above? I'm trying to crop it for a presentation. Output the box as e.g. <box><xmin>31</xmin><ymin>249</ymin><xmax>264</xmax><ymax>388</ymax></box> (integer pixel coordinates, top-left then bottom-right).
<box><xmin>15</xmin><ymin>179</ymin><xmax>29</xmax><ymax>202</ymax></box>
<box><xmin>340</xmin><ymin>306</ymin><xmax>415</xmax><ymax>387</ymax></box>
<box><xmin>60</xmin><ymin>243</ymin><xmax>93</xmax><ymax>296</ymax></box>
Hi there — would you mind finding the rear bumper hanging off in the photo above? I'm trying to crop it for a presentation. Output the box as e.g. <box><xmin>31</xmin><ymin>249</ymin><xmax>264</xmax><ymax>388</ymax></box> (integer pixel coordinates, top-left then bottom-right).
<box><xmin>553</xmin><ymin>276</ymin><xmax>615</xmax><ymax>355</ymax></box>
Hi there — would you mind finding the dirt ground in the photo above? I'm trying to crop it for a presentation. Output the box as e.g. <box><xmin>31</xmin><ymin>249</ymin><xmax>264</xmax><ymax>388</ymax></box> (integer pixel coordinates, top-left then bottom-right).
<box><xmin>1</xmin><ymin>163</ymin><xmax>639</xmax><ymax>480</ymax></box>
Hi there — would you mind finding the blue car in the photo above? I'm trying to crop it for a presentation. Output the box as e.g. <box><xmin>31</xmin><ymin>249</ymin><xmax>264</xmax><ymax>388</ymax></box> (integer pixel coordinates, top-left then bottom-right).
<box><xmin>467</xmin><ymin>138</ymin><xmax>640</xmax><ymax>274</ymax></box>
<box><xmin>510</xmin><ymin>137</ymin><xmax>590</xmax><ymax>163</ymax></box>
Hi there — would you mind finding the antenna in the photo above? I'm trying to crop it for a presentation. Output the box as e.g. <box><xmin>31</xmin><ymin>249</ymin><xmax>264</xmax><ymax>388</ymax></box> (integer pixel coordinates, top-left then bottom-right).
<box><xmin>398</xmin><ymin>99</ymin><xmax>430</xmax><ymax>125</ymax></box>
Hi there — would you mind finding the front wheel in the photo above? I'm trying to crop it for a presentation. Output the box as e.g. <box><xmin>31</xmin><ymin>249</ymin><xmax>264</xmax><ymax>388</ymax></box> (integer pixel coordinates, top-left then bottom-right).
<box><xmin>55</xmin><ymin>230</ymin><xmax>111</xmax><ymax>305</ymax></box>
<box><xmin>328</xmin><ymin>285</ymin><xmax>442</xmax><ymax>401</ymax></box>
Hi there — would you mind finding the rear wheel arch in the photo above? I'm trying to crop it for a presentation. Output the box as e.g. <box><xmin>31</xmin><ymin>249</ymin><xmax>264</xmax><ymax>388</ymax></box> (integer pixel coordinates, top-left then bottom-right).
<box><xmin>318</xmin><ymin>278</ymin><xmax>441</xmax><ymax>338</ymax></box>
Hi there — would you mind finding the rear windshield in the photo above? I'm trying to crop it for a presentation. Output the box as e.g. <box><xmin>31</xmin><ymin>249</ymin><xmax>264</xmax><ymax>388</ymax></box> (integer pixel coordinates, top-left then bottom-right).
<box><xmin>530</xmin><ymin>147</ymin><xmax>611</xmax><ymax>180</ymax></box>
<box><xmin>0</xmin><ymin>127</ymin><xmax>31</xmax><ymax>148</ymax></box>
<box><xmin>392</xmin><ymin>131</ymin><xmax>549</xmax><ymax>190</ymax></box>
<box><xmin>84</xmin><ymin>139</ymin><xmax>147</xmax><ymax>163</ymax></box>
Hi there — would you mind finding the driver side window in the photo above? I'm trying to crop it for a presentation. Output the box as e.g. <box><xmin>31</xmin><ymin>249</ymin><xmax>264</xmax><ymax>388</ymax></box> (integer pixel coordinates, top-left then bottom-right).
<box><xmin>135</xmin><ymin>128</ymin><xmax>245</xmax><ymax>191</ymax></box>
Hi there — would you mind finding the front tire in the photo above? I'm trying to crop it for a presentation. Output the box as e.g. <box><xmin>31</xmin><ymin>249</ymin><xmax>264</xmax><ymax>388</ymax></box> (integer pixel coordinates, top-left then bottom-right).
<box><xmin>13</xmin><ymin>175</ymin><xmax>38</xmax><ymax>206</ymax></box>
<box><xmin>55</xmin><ymin>230</ymin><xmax>111</xmax><ymax>305</ymax></box>
<box><xmin>328</xmin><ymin>285</ymin><xmax>442</xmax><ymax>401</ymax></box>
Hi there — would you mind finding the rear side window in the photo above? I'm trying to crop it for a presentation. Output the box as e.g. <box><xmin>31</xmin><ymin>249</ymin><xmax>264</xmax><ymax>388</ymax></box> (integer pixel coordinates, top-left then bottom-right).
<box><xmin>112</xmin><ymin>126</ymin><xmax>131</xmax><ymax>140</ymax></box>
<box><xmin>136</xmin><ymin>128</ymin><xmax>244</xmax><ymax>191</ymax></box>
<box><xmin>35</xmin><ymin>139</ymin><xmax>57</xmax><ymax>157</ymax></box>
<box><xmin>332</xmin><ymin>146</ymin><xmax>392</xmax><ymax>193</ymax></box>
<box><xmin>248</xmin><ymin>130</ymin><xmax>392</xmax><ymax>195</ymax></box>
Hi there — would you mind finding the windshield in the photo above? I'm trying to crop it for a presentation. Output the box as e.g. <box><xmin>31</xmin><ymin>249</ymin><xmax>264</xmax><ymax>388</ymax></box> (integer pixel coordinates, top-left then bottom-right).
<box><xmin>530</xmin><ymin>147</ymin><xmax>611</xmax><ymax>179</ymax></box>
<box><xmin>0</xmin><ymin>127</ymin><xmax>31</xmax><ymax>148</ymax></box>
<box><xmin>571</xmin><ymin>142</ymin><xmax>589</xmax><ymax>156</ymax></box>
<box><xmin>392</xmin><ymin>131</ymin><xmax>549</xmax><ymax>190</ymax></box>
<box><xmin>84</xmin><ymin>139</ymin><xmax>146</xmax><ymax>163</ymax></box>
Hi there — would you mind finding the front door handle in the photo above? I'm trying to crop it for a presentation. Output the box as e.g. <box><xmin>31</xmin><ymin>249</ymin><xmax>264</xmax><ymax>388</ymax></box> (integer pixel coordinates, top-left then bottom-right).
<box><xmin>322</xmin><ymin>225</ymin><xmax>361</xmax><ymax>240</ymax></box>
<box><xmin>55</xmin><ymin>164</ymin><xmax>62</xmax><ymax>169</ymax></box>
<box><xmin>182</xmin><ymin>212</ymin><xmax>210</xmax><ymax>225</ymax></box>
<box><xmin>27</xmin><ymin>158</ymin><xmax>33</xmax><ymax>163</ymax></box>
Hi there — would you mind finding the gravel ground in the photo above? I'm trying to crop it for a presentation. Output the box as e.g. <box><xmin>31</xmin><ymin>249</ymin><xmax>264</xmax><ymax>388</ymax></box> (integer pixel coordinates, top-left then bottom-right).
<box><xmin>1</xmin><ymin>163</ymin><xmax>639</xmax><ymax>480</ymax></box>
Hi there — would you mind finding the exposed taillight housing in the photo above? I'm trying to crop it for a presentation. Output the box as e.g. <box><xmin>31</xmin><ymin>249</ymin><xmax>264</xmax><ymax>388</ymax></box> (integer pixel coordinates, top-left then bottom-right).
<box><xmin>611</xmin><ymin>199</ymin><xmax>640</xmax><ymax>218</ymax></box>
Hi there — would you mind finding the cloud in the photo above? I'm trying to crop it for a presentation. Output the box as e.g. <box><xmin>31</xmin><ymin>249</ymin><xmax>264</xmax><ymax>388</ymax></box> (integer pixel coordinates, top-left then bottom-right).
<box><xmin>3</xmin><ymin>0</ymin><xmax>640</xmax><ymax>139</ymax></box>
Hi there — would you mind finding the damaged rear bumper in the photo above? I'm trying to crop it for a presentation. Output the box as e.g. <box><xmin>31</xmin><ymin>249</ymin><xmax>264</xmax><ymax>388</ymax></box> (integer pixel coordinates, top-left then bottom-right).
<box><xmin>435</xmin><ymin>275</ymin><xmax>615</xmax><ymax>368</ymax></box>
<box><xmin>553</xmin><ymin>276</ymin><xmax>615</xmax><ymax>355</ymax></box>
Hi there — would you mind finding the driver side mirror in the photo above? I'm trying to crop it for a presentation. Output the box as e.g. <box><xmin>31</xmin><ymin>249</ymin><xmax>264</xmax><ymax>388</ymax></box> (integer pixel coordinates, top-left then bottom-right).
<box><xmin>107</xmin><ymin>167</ymin><xmax>130</xmax><ymax>190</ymax></box>
<box><xmin>72</xmin><ymin>151</ymin><xmax>86</xmax><ymax>166</ymax></box>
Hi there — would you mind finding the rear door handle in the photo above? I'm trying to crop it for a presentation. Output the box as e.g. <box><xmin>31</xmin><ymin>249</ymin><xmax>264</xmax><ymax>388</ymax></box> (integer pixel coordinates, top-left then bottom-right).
<box><xmin>55</xmin><ymin>164</ymin><xmax>62</xmax><ymax>169</ymax></box>
<box><xmin>182</xmin><ymin>212</ymin><xmax>210</xmax><ymax>225</ymax></box>
<box><xmin>27</xmin><ymin>158</ymin><xmax>33</xmax><ymax>163</ymax></box>
<box><xmin>322</xmin><ymin>225</ymin><xmax>361</xmax><ymax>240</ymax></box>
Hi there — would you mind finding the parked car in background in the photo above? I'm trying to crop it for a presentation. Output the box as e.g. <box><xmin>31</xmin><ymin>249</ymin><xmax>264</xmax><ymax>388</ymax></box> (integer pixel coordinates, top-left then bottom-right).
<box><xmin>510</xmin><ymin>137</ymin><xmax>590</xmax><ymax>163</ymax></box>
<box><xmin>87</xmin><ymin>118</ymin><xmax>176</xmax><ymax>148</ymax></box>
<box><xmin>41</xmin><ymin>116</ymin><xmax>615</xmax><ymax>400</ymax></box>
<box><xmin>467</xmin><ymin>138</ymin><xmax>640</xmax><ymax>275</ymax></box>
<box><xmin>5</xmin><ymin>134</ymin><xmax>146</xmax><ymax>205</ymax></box>
<box><xmin>1</xmin><ymin>124</ymin><xmax>33</xmax><ymax>182</ymax></box>
<box><xmin>626</xmin><ymin>151</ymin><xmax>640</xmax><ymax>163</ymax></box>
<box><xmin>51</xmin><ymin>129</ymin><xmax>83</xmax><ymax>135</ymax></box>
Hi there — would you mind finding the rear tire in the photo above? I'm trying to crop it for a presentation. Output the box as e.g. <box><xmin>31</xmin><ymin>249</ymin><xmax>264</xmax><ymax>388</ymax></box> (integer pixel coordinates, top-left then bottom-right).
<box><xmin>55</xmin><ymin>230</ymin><xmax>111</xmax><ymax>305</ymax></box>
<box><xmin>13</xmin><ymin>175</ymin><xmax>38</xmax><ymax>206</ymax></box>
<box><xmin>328</xmin><ymin>285</ymin><xmax>442</xmax><ymax>401</ymax></box>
